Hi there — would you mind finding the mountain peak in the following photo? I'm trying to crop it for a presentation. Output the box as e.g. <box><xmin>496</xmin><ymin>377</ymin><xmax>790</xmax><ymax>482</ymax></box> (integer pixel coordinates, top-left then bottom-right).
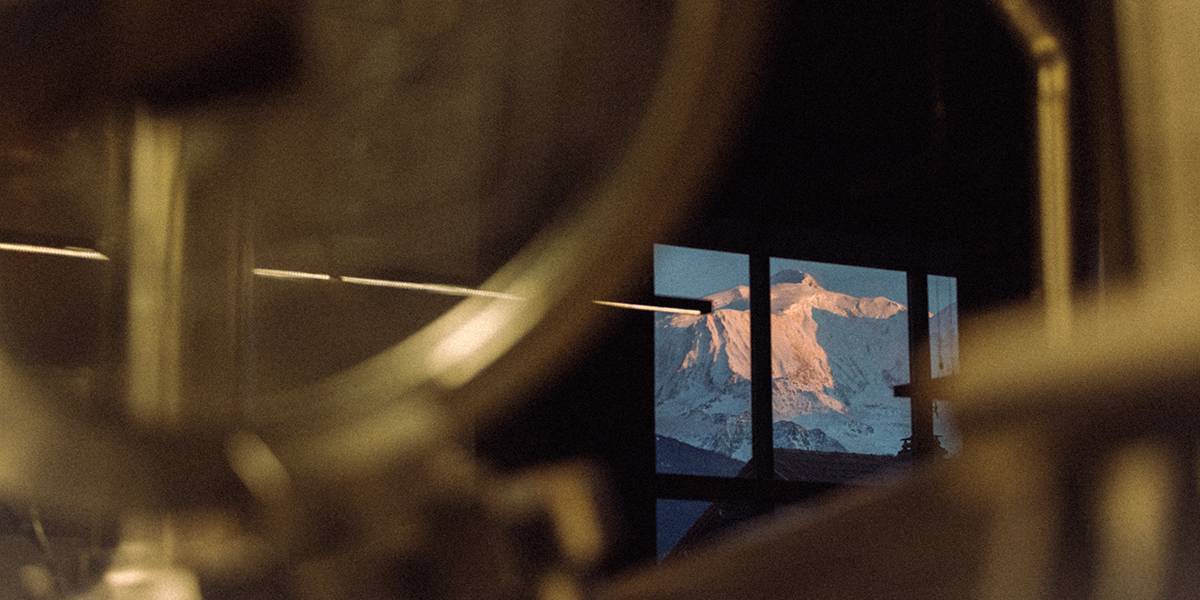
<box><xmin>770</xmin><ymin>269</ymin><xmax>820</xmax><ymax>287</ymax></box>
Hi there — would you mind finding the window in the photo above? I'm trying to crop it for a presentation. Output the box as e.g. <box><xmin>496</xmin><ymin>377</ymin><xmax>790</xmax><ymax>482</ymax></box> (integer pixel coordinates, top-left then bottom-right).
<box><xmin>769</xmin><ymin>258</ymin><xmax>910</xmax><ymax>456</ymax></box>
<box><xmin>655</xmin><ymin>499</ymin><xmax>710</xmax><ymax>559</ymax></box>
<box><xmin>928</xmin><ymin>274</ymin><xmax>959</xmax><ymax>378</ymax></box>
<box><xmin>654</xmin><ymin>245</ymin><xmax>751</xmax><ymax>477</ymax></box>
<box><xmin>653</xmin><ymin>244</ymin><xmax>962</xmax><ymax>559</ymax></box>
<box><xmin>656</xmin><ymin>498</ymin><xmax>764</xmax><ymax>561</ymax></box>
<box><xmin>929</xmin><ymin>274</ymin><xmax>961</xmax><ymax>453</ymax></box>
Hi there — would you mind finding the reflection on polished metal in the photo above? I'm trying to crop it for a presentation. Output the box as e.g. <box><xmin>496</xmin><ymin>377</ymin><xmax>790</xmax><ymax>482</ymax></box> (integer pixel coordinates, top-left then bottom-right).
<box><xmin>2</xmin><ymin>0</ymin><xmax>1194</xmax><ymax>597</ymax></box>
<box><xmin>256</xmin><ymin>267</ymin><xmax>700</xmax><ymax>312</ymax></box>
<box><xmin>601</xmin><ymin>278</ymin><xmax>1200</xmax><ymax>599</ymax></box>
<box><xmin>993</xmin><ymin>0</ymin><xmax>1073</xmax><ymax>336</ymax></box>
<box><xmin>600</xmin><ymin>1</ymin><xmax>1200</xmax><ymax>597</ymax></box>
<box><xmin>251</xmin><ymin>268</ymin><xmax>332</xmax><ymax>282</ymax></box>
<box><xmin>256</xmin><ymin>268</ymin><xmax>698</xmax><ymax>309</ymax></box>
<box><xmin>1092</xmin><ymin>441</ymin><xmax>1174</xmax><ymax>600</ymax></box>
<box><xmin>339</xmin><ymin>275</ymin><xmax>524</xmax><ymax>301</ymax></box>
<box><xmin>0</xmin><ymin>243</ymin><xmax>110</xmax><ymax>262</ymax></box>
<box><xmin>1114</xmin><ymin>0</ymin><xmax>1200</xmax><ymax>281</ymax></box>
<box><xmin>97</xmin><ymin>517</ymin><xmax>204</xmax><ymax>600</ymax></box>
<box><xmin>0</xmin><ymin>1</ymin><xmax>769</xmax><ymax>597</ymax></box>
<box><xmin>263</xmin><ymin>1</ymin><xmax>768</xmax><ymax>444</ymax></box>
<box><xmin>590</xmin><ymin>300</ymin><xmax>702</xmax><ymax>316</ymax></box>
<box><xmin>126</xmin><ymin>108</ymin><xmax>186</xmax><ymax>428</ymax></box>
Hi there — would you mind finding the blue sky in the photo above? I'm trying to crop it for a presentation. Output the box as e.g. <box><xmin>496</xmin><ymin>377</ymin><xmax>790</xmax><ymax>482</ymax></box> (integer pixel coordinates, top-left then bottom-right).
<box><xmin>653</xmin><ymin>244</ymin><xmax>956</xmax><ymax>313</ymax></box>
<box><xmin>770</xmin><ymin>256</ymin><xmax>907</xmax><ymax>305</ymax></box>
<box><xmin>927</xmin><ymin>274</ymin><xmax>957</xmax><ymax>314</ymax></box>
<box><xmin>654</xmin><ymin>244</ymin><xmax>748</xmax><ymax>298</ymax></box>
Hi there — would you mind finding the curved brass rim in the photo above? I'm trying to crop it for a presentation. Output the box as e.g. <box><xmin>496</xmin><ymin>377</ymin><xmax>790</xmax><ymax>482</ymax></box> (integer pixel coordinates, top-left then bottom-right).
<box><xmin>262</xmin><ymin>1</ymin><xmax>770</xmax><ymax>477</ymax></box>
<box><xmin>0</xmin><ymin>1</ymin><xmax>770</xmax><ymax>509</ymax></box>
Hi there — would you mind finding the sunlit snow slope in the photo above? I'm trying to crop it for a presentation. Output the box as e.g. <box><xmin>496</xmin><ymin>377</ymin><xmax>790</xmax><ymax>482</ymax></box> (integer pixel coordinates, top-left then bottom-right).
<box><xmin>655</xmin><ymin>270</ymin><xmax>915</xmax><ymax>457</ymax></box>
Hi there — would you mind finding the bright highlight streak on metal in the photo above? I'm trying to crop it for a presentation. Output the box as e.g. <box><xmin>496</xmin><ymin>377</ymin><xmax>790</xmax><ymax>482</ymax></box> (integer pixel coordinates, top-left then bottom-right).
<box><xmin>0</xmin><ymin>242</ymin><xmax>109</xmax><ymax>261</ymax></box>
<box><xmin>226</xmin><ymin>432</ymin><xmax>292</xmax><ymax>505</ymax></box>
<box><xmin>104</xmin><ymin>568</ymin><xmax>150</xmax><ymax>587</ymax></box>
<box><xmin>338</xmin><ymin>275</ymin><xmax>523</xmax><ymax>300</ymax></box>
<box><xmin>592</xmin><ymin>300</ymin><xmax>701</xmax><ymax>315</ymax></box>
<box><xmin>252</xmin><ymin>268</ymin><xmax>332</xmax><ymax>281</ymax></box>
<box><xmin>255</xmin><ymin>268</ymin><xmax>694</xmax><ymax>316</ymax></box>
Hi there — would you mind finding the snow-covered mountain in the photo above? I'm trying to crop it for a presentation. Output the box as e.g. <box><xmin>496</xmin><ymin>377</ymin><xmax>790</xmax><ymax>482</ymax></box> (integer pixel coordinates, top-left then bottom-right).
<box><xmin>655</xmin><ymin>435</ymin><xmax>746</xmax><ymax>477</ymax></box>
<box><xmin>655</xmin><ymin>269</ymin><xmax>912</xmax><ymax>458</ymax></box>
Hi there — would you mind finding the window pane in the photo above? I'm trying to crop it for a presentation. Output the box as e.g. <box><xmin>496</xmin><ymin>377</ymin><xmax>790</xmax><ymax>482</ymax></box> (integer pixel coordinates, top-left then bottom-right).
<box><xmin>769</xmin><ymin>258</ymin><xmax>911</xmax><ymax>456</ymax></box>
<box><xmin>929</xmin><ymin>274</ymin><xmax>961</xmax><ymax>453</ymax></box>
<box><xmin>934</xmin><ymin>399</ymin><xmax>961</xmax><ymax>455</ymax></box>
<box><xmin>656</xmin><ymin>499</ymin><xmax>710</xmax><ymax>560</ymax></box>
<box><xmin>928</xmin><ymin>275</ymin><xmax>959</xmax><ymax>378</ymax></box>
<box><xmin>654</xmin><ymin>244</ymin><xmax>751</xmax><ymax>476</ymax></box>
<box><xmin>657</xmin><ymin>499</ymin><xmax>764</xmax><ymax>561</ymax></box>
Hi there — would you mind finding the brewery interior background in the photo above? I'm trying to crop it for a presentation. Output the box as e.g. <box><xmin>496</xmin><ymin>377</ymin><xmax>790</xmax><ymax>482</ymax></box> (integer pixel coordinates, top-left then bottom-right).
<box><xmin>479</xmin><ymin>0</ymin><xmax>1124</xmax><ymax>572</ymax></box>
<box><xmin>0</xmin><ymin>0</ymin><xmax>1157</xmax><ymax>596</ymax></box>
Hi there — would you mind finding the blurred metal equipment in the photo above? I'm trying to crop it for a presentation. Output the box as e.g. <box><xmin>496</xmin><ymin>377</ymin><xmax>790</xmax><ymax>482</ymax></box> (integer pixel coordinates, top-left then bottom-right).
<box><xmin>992</xmin><ymin>0</ymin><xmax>1073</xmax><ymax>335</ymax></box>
<box><xmin>1</xmin><ymin>0</ymin><xmax>1198</xmax><ymax>598</ymax></box>
<box><xmin>0</xmin><ymin>0</ymin><xmax>767</xmax><ymax>597</ymax></box>
<box><xmin>600</xmin><ymin>1</ymin><xmax>1200</xmax><ymax>599</ymax></box>
<box><xmin>601</xmin><ymin>280</ymin><xmax>1200</xmax><ymax>600</ymax></box>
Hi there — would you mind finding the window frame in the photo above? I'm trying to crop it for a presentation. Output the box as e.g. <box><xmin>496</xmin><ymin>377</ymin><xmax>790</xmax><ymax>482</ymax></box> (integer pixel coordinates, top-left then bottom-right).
<box><xmin>652</xmin><ymin>242</ymin><xmax>957</xmax><ymax>559</ymax></box>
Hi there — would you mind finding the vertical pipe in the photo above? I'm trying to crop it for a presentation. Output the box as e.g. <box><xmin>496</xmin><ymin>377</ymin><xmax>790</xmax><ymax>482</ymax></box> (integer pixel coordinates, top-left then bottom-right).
<box><xmin>1113</xmin><ymin>0</ymin><xmax>1200</xmax><ymax>283</ymax></box>
<box><xmin>93</xmin><ymin>108</ymin><xmax>133</xmax><ymax>424</ymax></box>
<box><xmin>126</xmin><ymin>107</ymin><xmax>185</xmax><ymax>428</ymax></box>
<box><xmin>991</xmin><ymin>0</ymin><xmax>1073</xmax><ymax>337</ymax></box>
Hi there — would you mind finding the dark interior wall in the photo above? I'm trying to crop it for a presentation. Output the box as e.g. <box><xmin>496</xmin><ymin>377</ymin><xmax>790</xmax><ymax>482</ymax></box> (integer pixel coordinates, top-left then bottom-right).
<box><xmin>688</xmin><ymin>0</ymin><xmax>1035</xmax><ymax>308</ymax></box>
<box><xmin>942</xmin><ymin>0</ymin><xmax>1037</xmax><ymax>311</ymax></box>
<box><xmin>478</xmin><ymin>0</ymin><xmax>1038</xmax><ymax>573</ymax></box>
<box><xmin>477</xmin><ymin>305</ymin><xmax>657</xmax><ymax>572</ymax></box>
<box><xmin>703</xmin><ymin>0</ymin><xmax>937</xmax><ymax>243</ymax></box>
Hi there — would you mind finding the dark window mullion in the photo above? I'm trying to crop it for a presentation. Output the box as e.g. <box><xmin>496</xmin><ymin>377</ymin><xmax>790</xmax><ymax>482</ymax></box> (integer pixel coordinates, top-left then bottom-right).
<box><xmin>906</xmin><ymin>272</ymin><xmax>936</xmax><ymax>456</ymax></box>
<box><xmin>750</xmin><ymin>253</ymin><xmax>774</xmax><ymax>480</ymax></box>
<box><xmin>655</xmin><ymin>473</ymin><xmax>841</xmax><ymax>504</ymax></box>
